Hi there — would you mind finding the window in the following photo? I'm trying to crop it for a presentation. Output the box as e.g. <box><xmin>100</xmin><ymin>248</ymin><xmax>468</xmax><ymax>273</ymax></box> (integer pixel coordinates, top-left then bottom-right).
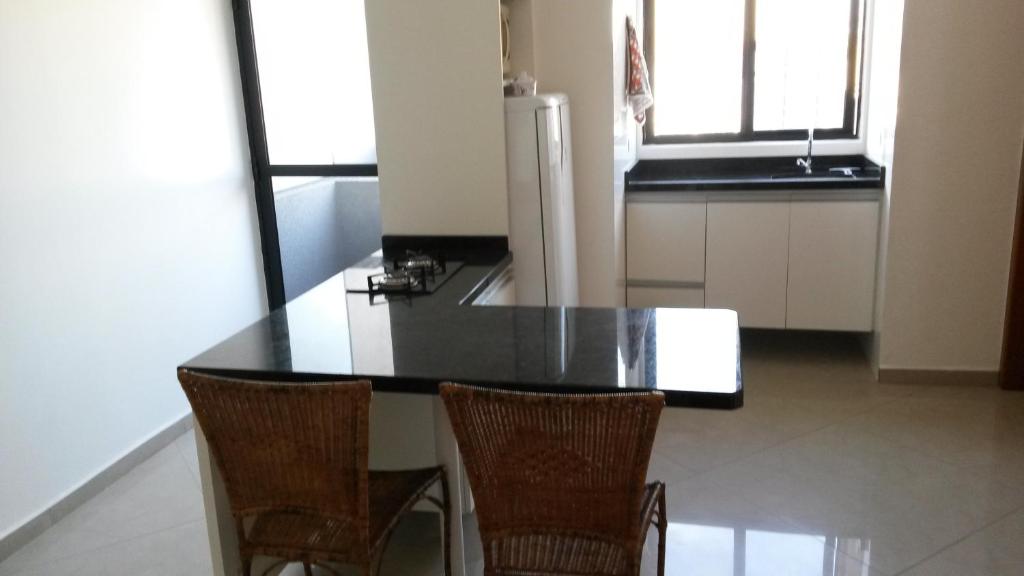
<box><xmin>234</xmin><ymin>0</ymin><xmax>379</xmax><ymax>309</ymax></box>
<box><xmin>643</xmin><ymin>0</ymin><xmax>865</xmax><ymax>144</ymax></box>
<box><xmin>250</xmin><ymin>0</ymin><xmax>377</xmax><ymax>165</ymax></box>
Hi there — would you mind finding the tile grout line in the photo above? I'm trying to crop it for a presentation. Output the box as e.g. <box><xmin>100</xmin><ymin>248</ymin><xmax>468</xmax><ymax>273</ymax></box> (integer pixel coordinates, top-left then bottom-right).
<box><xmin>846</xmin><ymin>391</ymin><xmax>1024</xmax><ymax>485</ymax></box>
<box><xmin>0</xmin><ymin>519</ymin><xmax>209</xmax><ymax>576</ymax></box>
<box><xmin>0</xmin><ymin>414</ymin><xmax>194</xmax><ymax>570</ymax></box>
<box><xmin>891</xmin><ymin>501</ymin><xmax>1024</xmax><ymax>576</ymax></box>
<box><xmin>751</xmin><ymin>393</ymin><xmax>1021</xmax><ymax>576</ymax></box>
<box><xmin>655</xmin><ymin>393</ymin><xmax>905</xmax><ymax>573</ymax></box>
<box><xmin>663</xmin><ymin>394</ymin><xmax>905</xmax><ymax>484</ymax></box>
<box><xmin>760</xmin><ymin>392</ymin><xmax>1024</xmax><ymax>576</ymax></box>
<box><xmin>0</xmin><ymin>435</ymin><xmax>206</xmax><ymax>575</ymax></box>
<box><xmin>171</xmin><ymin>431</ymin><xmax>203</xmax><ymax>489</ymax></box>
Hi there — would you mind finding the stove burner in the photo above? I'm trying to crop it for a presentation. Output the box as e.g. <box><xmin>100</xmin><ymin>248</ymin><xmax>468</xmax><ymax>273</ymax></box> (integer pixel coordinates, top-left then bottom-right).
<box><xmin>395</xmin><ymin>250</ymin><xmax>446</xmax><ymax>275</ymax></box>
<box><xmin>367</xmin><ymin>268</ymin><xmax>424</xmax><ymax>294</ymax></box>
<box><xmin>345</xmin><ymin>249</ymin><xmax>463</xmax><ymax>297</ymax></box>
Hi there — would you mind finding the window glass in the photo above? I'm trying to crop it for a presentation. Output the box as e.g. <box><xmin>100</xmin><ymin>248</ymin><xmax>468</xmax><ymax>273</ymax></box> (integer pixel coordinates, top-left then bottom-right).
<box><xmin>251</xmin><ymin>0</ymin><xmax>376</xmax><ymax>164</ymax></box>
<box><xmin>753</xmin><ymin>0</ymin><xmax>851</xmax><ymax>131</ymax></box>
<box><xmin>651</xmin><ymin>0</ymin><xmax>746</xmax><ymax>136</ymax></box>
<box><xmin>644</xmin><ymin>0</ymin><xmax>862</xmax><ymax>142</ymax></box>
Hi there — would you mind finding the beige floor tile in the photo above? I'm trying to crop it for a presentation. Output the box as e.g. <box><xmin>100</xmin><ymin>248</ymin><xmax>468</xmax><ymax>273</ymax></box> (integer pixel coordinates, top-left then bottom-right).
<box><xmin>648</xmin><ymin>449</ymin><xmax>701</xmax><ymax>486</ymax></box>
<box><xmin>173</xmin><ymin>428</ymin><xmax>201</xmax><ymax>488</ymax></box>
<box><xmin>682</xmin><ymin>421</ymin><xmax>1024</xmax><ymax>575</ymax></box>
<box><xmin>901</xmin><ymin>508</ymin><xmax>1024</xmax><ymax>576</ymax></box>
<box><xmin>653</xmin><ymin>406</ymin><xmax>794</xmax><ymax>474</ymax></box>
<box><xmin>643</xmin><ymin>476</ymin><xmax>882</xmax><ymax>576</ymax></box>
<box><xmin>66</xmin><ymin>442</ymin><xmax>205</xmax><ymax>541</ymax></box>
<box><xmin>6</xmin><ymin>521</ymin><xmax>211</xmax><ymax>576</ymax></box>
<box><xmin>275</xmin><ymin>511</ymin><xmax>472</xmax><ymax>576</ymax></box>
<box><xmin>0</xmin><ymin>443</ymin><xmax>204</xmax><ymax>575</ymax></box>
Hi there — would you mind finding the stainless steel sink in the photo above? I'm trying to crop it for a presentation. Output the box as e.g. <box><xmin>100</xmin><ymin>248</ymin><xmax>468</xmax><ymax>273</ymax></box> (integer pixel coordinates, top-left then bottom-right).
<box><xmin>771</xmin><ymin>167</ymin><xmax>861</xmax><ymax>180</ymax></box>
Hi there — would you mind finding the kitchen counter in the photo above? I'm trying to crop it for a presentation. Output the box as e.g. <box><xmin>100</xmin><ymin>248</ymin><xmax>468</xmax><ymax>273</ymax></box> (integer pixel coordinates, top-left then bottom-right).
<box><xmin>182</xmin><ymin>249</ymin><xmax>743</xmax><ymax>409</ymax></box>
<box><xmin>626</xmin><ymin>155</ymin><xmax>885</xmax><ymax>193</ymax></box>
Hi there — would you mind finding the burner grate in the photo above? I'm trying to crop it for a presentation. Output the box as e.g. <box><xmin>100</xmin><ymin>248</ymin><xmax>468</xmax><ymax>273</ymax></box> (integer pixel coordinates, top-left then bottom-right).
<box><xmin>344</xmin><ymin>249</ymin><xmax>464</xmax><ymax>296</ymax></box>
<box><xmin>394</xmin><ymin>250</ymin><xmax>447</xmax><ymax>276</ymax></box>
<box><xmin>367</xmin><ymin>268</ymin><xmax>425</xmax><ymax>294</ymax></box>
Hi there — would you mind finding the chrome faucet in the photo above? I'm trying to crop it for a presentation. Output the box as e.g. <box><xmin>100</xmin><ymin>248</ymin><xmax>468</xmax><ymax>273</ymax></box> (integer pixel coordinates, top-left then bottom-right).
<box><xmin>796</xmin><ymin>128</ymin><xmax>814</xmax><ymax>175</ymax></box>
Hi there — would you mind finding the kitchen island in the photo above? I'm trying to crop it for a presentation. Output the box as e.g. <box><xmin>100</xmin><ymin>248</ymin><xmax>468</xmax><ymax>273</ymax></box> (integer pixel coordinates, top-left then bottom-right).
<box><xmin>181</xmin><ymin>247</ymin><xmax>742</xmax><ymax>575</ymax></box>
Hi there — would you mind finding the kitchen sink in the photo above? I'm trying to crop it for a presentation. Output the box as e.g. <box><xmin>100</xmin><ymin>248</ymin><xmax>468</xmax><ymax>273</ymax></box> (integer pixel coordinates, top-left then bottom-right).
<box><xmin>771</xmin><ymin>167</ymin><xmax>862</xmax><ymax>180</ymax></box>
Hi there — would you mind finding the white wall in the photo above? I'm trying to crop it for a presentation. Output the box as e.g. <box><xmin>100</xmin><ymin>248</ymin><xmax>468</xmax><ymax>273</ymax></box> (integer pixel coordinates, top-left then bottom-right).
<box><xmin>876</xmin><ymin>0</ymin><xmax>1024</xmax><ymax>372</ymax></box>
<box><xmin>0</xmin><ymin>0</ymin><xmax>266</xmax><ymax>538</ymax></box>
<box><xmin>364</xmin><ymin>0</ymin><xmax>509</xmax><ymax>237</ymax></box>
<box><xmin>863</xmin><ymin>0</ymin><xmax>905</xmax><ymax>368</ymax></box>
<box><xmin>533</xmin><ymin>0</ymin><xmax>619</xmax><ymax>306</ymax></box>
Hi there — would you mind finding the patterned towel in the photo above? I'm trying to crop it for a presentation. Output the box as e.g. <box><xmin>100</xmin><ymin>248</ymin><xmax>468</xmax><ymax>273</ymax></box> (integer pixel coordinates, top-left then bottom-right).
<box><xmin>626</xmin><ymin>16</ymin><xmax>654</xmax><ymax>125</ymax></box>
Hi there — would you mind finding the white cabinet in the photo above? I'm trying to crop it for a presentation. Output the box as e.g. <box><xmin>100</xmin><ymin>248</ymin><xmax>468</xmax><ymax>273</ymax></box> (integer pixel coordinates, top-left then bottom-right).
<box><xmin>625</xmin><ymin>192</ymin><xmax>880</xmax><ymax>330</ymax></box>
<box><xmin>705</xmin><ymin>202</ymin><xmax>791</xmax><ymax>328</ymax></box>
<box><xmin>626</xmin><ymin>202</ymin><xmax>706</xmax><ymax>283</ymax></box>
<box><xmin>627</xmin><ymin>286</ymin><xmax>705</xmax><ymax>308</ymax></box>
<box><xmin>786</xmin><ymin>200</ymin><xmax>879</xmax><ymax>331</ymax></box>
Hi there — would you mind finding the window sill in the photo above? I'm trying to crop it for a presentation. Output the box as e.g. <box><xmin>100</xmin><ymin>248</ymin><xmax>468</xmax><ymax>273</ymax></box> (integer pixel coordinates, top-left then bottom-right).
<box><xmin>638</xmin><ymin>138</ymin><xmax>866</xmax><ymax>161</ymax></box>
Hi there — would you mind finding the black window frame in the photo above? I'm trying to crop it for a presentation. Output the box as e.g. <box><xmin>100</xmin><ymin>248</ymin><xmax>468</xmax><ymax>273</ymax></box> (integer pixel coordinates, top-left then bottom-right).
<box><xmin>231</xmin><ymin>0</ymin><xmax>378</xmax><ymax>310</ymax></box>
<box><xmin>642</xmin><ymin>0</ymin><xmax>867</xmax><ymax>145</ymax></box>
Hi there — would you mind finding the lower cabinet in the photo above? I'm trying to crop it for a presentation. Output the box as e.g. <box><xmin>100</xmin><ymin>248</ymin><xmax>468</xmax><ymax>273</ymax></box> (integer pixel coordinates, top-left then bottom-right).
<box><xmin>786</xmin><ymin>200</ymin><xmax>879</xmax><ymax>331</ymax></box>
<box><xmin>627</xmin><ymin>286</ymin><xmax>705</xmax><ymax>308</ymax></box>
<box><xmin>705</xmin><ymin>202</ymin><xmax>790</xmax><ymax>329</ymax></box>
<box><xmin>626</xmin><ymin>193</ymin><xmax>881</xmax><ymax>331</ymax></box>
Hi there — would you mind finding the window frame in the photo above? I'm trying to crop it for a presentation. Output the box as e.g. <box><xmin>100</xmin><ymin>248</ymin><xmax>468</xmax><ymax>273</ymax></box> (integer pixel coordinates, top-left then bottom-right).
<box><xmin>642</xmin><ymin>0</ymin><xmax>867</xmax><ymax>145</ymax></box>
<box><xmin>232</xmin><ymin>0</ymin><xmax>378</xmax><ymax>310</ymax></box>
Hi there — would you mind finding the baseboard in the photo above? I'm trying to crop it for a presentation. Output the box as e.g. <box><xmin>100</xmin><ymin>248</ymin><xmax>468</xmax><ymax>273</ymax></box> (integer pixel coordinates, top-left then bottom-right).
<box><xmin>878</xmin><ymin>368</ymin><xmax>999</xmax><ymax>387</ymax></box>
<box><xmin>0</xmin><ymin>413</ymin><xmax>194</xmax><ymax>564</ymax></box>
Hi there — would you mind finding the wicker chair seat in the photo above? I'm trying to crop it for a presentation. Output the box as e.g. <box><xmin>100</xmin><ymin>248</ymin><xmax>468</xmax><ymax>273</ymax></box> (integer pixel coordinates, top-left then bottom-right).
<box><xmin>367</xmin><ymin>468</ymin><xmax>446</xmax><ymax>547</ymax></box>
<box><xmin>484</xmin><ymin>483</ymin><xmax>663</xmax><ymax>576</ymax></box>
<box><xmin>244</xmin><ymin>467</ymin><xmax>444</xmax><ymax>559</ymax></box>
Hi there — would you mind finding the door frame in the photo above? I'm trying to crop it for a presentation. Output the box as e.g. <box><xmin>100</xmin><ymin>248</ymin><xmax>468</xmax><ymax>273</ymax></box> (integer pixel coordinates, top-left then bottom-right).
<box><xmin>230</xmin><ymin>0</ymin><xmax>377</xmax><ymax>310</ymax></box>
<box><xmin>999</xmin><ymin>139</ymin><xmax>1024</xmax><ymax>389</ymax></box>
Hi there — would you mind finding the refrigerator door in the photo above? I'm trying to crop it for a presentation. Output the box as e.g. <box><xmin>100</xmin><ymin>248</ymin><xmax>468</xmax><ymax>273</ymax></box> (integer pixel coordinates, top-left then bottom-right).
<box><xmin>554</xmin><ymin>102</ymin><xmax>579</xmax><ymax>306</ymax></box>
<box><xmin>536</xmin><ymin>104</ymin><xmax>580</xmax><ymax>307</ymax></box>
<box><xmin>504</xmin><ymin>102</ymin><xmax>547</xmax><ymax>306</ymax></box>
<box><xmin>504</xmin><ymin>94</ymin><xmax>577</xmax><ymax>307</ymax></box>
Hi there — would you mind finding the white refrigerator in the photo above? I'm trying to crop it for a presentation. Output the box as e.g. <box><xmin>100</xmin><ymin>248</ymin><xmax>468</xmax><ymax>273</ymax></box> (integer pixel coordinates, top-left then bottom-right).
<box><xmin>504</xmin><ymin>94</ymin><xmax>579</xmax><ymax>307</ymax></box>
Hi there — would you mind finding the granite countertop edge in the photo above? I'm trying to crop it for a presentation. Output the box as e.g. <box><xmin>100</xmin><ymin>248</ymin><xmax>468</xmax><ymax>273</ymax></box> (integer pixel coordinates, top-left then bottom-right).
<box><xmin>625</xmin><ymin>154</ymin><xmax>886</xmax><ymax>193</ymax></box>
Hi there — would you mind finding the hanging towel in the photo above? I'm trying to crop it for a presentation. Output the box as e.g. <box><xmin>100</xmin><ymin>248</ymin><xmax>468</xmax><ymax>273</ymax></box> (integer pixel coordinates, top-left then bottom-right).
<box><xmin>626</xmin><ymin>16</ymin><xmax>654</xmax><ymax>125</ymax></box>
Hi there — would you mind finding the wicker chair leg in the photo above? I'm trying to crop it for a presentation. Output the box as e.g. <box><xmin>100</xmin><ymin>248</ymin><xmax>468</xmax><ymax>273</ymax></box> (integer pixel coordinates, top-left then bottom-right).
<box><xmin>241</xmin><ymin>555</ymin><xmax>253</xmax><ymax>576</ymax></box>
<box><xmin>657</xmin><ymin>488</ymin><xmax>667</xmax><ymax>576</ymax></box>
<box><xmin>302</xmin><ymin>561</ymin><xmax>313</xmax><ymax>576</ymax></box>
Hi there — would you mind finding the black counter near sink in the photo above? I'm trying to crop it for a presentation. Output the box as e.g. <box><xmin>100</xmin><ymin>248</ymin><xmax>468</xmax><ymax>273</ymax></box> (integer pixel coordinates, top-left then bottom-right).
<box><xmin>626</xmin><ymin>155</ymin><xmax>884</xmax><ymax>192</ymax></box>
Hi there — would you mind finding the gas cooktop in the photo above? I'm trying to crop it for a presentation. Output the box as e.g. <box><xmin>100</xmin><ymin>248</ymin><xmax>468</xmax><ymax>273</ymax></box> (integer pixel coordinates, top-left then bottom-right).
<box><xmin>342</xmin><ymin>250</ymin><xmax>464</xmax><ymax>296</ymax></box>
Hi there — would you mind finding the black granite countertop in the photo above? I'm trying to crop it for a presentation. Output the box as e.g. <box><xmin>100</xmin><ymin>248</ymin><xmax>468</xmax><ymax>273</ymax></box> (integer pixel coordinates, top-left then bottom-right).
<box><xmin>182</xmin><ymin>250</ymin><xmax>743</xmax><ymax>409</ymax></box>
<box><xmin>626</xmin><ymin>155</ymin><xmax>884</xmax><ymax>192</ymax></box>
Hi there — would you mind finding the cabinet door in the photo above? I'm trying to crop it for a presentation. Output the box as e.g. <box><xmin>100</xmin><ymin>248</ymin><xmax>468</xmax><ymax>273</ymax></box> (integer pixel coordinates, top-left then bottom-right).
<box><xmin>627</xmin><ymin>286</ymin><xmax>705</xmax><ymax>308</ymax></box>
<box><xmin>787</xmin><ymin>200</ymin><xmax>879</xmax><ymax>331</ymax></box>
<box><xmin>626</xmin><ymin>202</ymin><xmax>706</xmax><ymax>283</ymax></box>
<box><xmin>706</xmin><ymin>202</ymin><xmax>790</xmax><ymax>328</ymax></box>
